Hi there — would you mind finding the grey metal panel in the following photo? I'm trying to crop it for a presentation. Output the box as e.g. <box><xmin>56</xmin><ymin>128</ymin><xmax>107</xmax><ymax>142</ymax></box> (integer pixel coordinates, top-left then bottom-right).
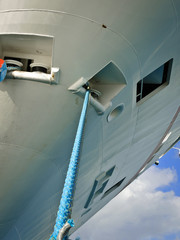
<box><xmin>0</xmin><ymin>0</ymin><xmax>179</xmax><ymax>239</ymax></box>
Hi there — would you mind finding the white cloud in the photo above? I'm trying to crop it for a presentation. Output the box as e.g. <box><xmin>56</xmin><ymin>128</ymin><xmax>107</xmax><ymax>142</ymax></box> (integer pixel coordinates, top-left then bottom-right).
<box><xmin>72</xmin><ymin>166</ymin><xmax>180</xmax><ymax>240</ymax></box>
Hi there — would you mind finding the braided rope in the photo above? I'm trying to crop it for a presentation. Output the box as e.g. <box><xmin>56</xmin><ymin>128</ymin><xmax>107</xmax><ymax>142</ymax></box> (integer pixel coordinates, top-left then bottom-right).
<box><xmin>49</xmin><ymin>90</ymin><xmax>90</xmax><ymax>240</ymax></box>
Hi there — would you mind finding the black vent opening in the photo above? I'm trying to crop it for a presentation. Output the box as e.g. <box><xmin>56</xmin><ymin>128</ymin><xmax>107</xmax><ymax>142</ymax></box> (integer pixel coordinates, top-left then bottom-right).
<box><xmin>101</xmin><ymin>177</ymin><xmax>126</xmax><ymax>199</ymax></box>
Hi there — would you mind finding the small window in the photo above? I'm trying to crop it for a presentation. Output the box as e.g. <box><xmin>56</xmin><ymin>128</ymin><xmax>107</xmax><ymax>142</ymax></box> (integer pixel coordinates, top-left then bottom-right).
<box><xmin>136</xmin><ymin>59</ymin><xmax>173</xmax><ymax>102</ymax></box>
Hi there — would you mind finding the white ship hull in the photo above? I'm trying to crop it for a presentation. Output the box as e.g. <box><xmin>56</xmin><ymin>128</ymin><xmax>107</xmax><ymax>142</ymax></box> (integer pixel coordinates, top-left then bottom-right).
<box><xmin>0</xmin><ymin>1</ymin><xmax>180</xmax><ymax>239</ymax></box>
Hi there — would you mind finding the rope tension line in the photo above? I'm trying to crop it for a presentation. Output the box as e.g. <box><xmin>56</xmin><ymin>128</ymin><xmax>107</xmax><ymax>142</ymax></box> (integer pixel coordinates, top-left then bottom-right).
<box><xmin>49</xmin><ymin>88</ymin><xmax>90</xmax><ymax>240</ymax></box>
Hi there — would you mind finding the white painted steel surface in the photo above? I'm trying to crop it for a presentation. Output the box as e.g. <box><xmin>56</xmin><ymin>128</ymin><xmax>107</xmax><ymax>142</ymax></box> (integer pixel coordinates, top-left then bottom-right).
<box><xmin>0</xmin><ymin>1</ymin><xmax>180</xmax><ymax>239</ymax></box>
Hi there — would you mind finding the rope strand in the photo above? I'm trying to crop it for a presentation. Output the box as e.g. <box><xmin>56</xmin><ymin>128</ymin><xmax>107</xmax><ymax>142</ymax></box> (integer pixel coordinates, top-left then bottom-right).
<box><xmin>49</xmin><ymin>90</ymin><xmax>90</xmax><ymax>240</ymax></box>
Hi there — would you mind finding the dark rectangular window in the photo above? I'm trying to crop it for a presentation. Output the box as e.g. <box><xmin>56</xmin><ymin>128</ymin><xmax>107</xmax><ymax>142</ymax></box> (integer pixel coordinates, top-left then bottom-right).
<box><xmin>136</xmin><ymin>59</ymin><xmax>173</xmax><ymax>102</ymax></box>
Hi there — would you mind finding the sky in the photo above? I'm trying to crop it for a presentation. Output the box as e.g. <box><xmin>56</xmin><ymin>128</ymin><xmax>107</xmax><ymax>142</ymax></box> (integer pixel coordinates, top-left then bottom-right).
<box><xmin>72</xmin><ymin>141</ymin><xmax>180</xmax><ymax>240</ymax></box>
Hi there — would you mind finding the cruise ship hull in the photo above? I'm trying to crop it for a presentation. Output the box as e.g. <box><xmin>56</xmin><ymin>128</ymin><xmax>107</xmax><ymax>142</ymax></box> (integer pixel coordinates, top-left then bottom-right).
<box><xmin>0</xmin><ymin>1</ymin><xmax>180</xmax><ymax>239</ymax></box>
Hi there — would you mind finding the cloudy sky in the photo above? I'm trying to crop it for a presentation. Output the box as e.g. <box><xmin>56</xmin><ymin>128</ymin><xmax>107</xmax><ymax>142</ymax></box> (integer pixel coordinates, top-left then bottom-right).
<box><xmin>72</xmin><ymin>142</ymin><xmax>180</xmax><ymax>240</ymax></box>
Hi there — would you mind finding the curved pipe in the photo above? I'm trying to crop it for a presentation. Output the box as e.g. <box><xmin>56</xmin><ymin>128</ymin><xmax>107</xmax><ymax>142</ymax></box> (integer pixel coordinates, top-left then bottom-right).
<box><xmin>68</xmin><ymin>78</ymin><xmax>105</xmax><ymax>114</ymax></box>
<box><xmin>57</xmin><ymin>222</ymin><xmax>72</xmax><ymax>240</ymax></box>
<box><xmin>77</xmin><ymin>87</ymin><xmax>105</xmax><ymax>114</ymax></box>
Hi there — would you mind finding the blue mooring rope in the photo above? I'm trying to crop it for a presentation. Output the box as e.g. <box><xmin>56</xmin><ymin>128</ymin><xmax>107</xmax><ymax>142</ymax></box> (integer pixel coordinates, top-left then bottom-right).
<box><xmin>49</xmin><ymin>89</ymin><xmax>90</xmax><ymax>240</ymax></box>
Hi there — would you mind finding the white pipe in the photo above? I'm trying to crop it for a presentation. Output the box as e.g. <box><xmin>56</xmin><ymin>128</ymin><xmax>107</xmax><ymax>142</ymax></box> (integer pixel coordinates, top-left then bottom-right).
<box><xmin>70</xmin><ymin>87</ymin><xmax>105</xmax><ymax>114</ymax></box>
<box><xmin>6</xmin><ymin>69</ymin><xmax>59</xmax><ymax>84</ymax></box>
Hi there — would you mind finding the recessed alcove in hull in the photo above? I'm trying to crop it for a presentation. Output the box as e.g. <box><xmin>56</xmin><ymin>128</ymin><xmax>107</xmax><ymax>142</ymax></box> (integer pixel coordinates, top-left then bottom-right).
<box><xmin>88</xmin><ymin>62</ymin><xmax>127</xmax><ymax>108</ymax></box>
<box><xmin>69</xmin><ymin>62</ymin><xmax>127</xmax><ymax>113</ymax></box>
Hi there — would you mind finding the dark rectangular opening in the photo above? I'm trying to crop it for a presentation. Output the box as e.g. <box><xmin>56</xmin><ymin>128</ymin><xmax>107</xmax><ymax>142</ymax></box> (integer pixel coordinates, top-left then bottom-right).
<box><xmin>136</xmin><ymin>59</ymin><xmax>173</xmax><ymax>102</ymax></box>
<box><xmin>4</xmin><ymin>56</ymin><xmax>33</xmax><ymax>72</ymax></box>
<box><xmin>101</xmin><ymin>177</ymin><xmax>126</xmax><ymax>199</ymax></box>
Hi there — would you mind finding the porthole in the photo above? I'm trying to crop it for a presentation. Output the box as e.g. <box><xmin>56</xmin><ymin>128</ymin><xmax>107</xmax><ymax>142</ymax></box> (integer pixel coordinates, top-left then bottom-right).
<box><xmin>107</xmin><ymin>104</ymin><xmax>124</xmax><ymax>122</ymax></box>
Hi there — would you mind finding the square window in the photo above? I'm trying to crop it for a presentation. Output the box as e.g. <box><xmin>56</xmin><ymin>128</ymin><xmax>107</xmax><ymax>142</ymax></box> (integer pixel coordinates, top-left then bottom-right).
<box><xmin>136</xmin><ymin>59</ymin><xmax>173</xmax><ymax>102</ymax></box>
